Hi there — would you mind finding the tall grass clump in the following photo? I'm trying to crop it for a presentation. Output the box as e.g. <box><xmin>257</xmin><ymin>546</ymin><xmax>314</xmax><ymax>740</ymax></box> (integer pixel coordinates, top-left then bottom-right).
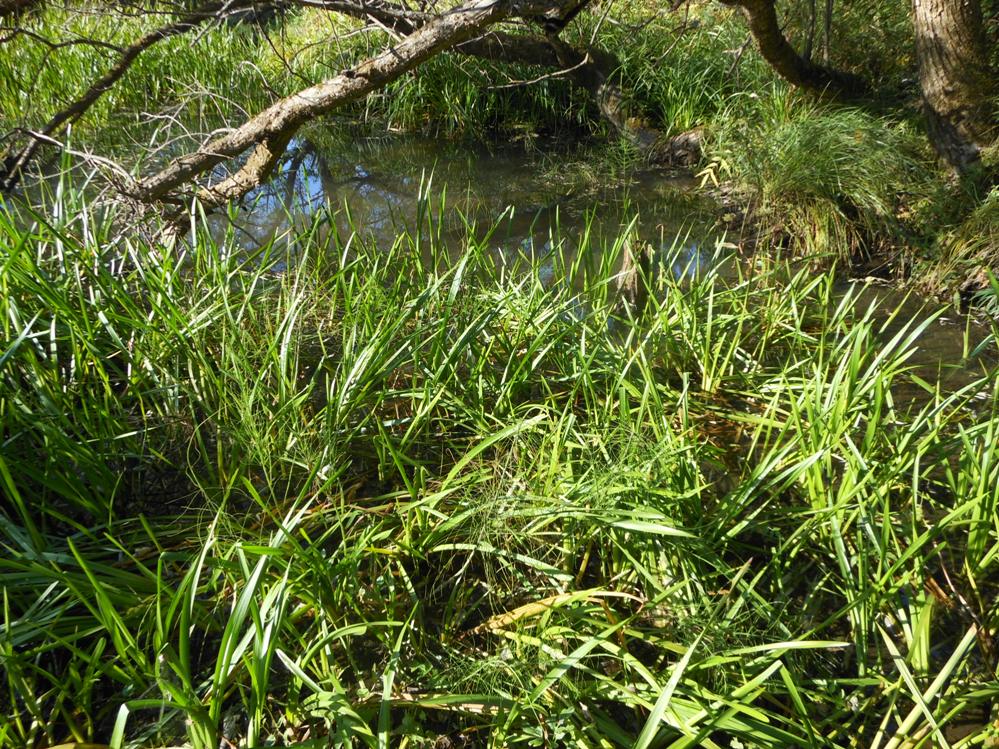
<box><xmin>0</xmin><ymin>7</ymin><xmax>267</xmax><ymax>152</ymax></box>
<box><xmin>708</xmin><ymin>90</ymin><xmax>933</xmax><ymax>260</ymax></box>
<box><xmin>919</xmin><ymin>187</ymin><xmax>999</xmax><ymax>300</ymax></box>
<box><xmin>575</xmin><ymin>3</ymin><xmax>771</xmax><ymax>138</ymax></box>
<box><xmin>1</xmin><ymin>179</ymin><xmax>998</xmax><ymax>747</ymax></box>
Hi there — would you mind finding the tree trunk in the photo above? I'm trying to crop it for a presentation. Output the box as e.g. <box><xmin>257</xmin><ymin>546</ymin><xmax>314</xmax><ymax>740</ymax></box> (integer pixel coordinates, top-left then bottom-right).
<box><xmin>912</xmin><ymin>0</ymin><xmax>996</xmax><ymax>177</ymax></box>
<box><xmin>719</xmin><ymin>0</ymin><xmax>865</xmax><ymax>96</ymax></box>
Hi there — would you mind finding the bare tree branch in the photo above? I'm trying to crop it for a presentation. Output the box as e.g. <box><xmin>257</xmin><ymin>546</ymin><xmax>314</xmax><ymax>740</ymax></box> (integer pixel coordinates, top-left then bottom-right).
<box><xmin>0</xmin><ymin>0</ymin><xmax>253</xmax><ymax>191</ymax></box>
<box><xmin>132</xmin><ymin>0</ymin><xmax>584</xmax><ymax>206</ymax></box>
<box><xmin>0</xmin><ymin>25</ymin><xmax>123</xmax><ymax>52</ymax></box>
<box><xmin>293</xmin><ymin>0</ymin><xmax>429</xmax><ymax>29</ymax></box>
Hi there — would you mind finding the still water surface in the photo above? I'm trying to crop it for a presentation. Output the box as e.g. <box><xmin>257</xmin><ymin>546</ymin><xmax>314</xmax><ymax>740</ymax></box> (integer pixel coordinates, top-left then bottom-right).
<box><xmin>13</xmin><ymin>133</ymin><xmax>995</xmax><ymax>396</ymax></box>
<box><xmin>214</xmin><ymin>133</ymin><xmax>995</xmax><ymax>398</ymax></box>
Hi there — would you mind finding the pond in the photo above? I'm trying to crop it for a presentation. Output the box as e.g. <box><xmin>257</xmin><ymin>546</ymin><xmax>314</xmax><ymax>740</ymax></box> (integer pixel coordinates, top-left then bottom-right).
<box><xmin>209</xmin><ymin>133</ymin><xmax>716</xmax><ymax>260</ymax></box>
<box><xmin>209</xmin><ymin>132</ymin><xmax>996</xmax><ymax>400</ymax></box>
<box><xmin>9</xmin><ymin>130</ymin><xmax>997</xmax><ymax>398</ymax></box>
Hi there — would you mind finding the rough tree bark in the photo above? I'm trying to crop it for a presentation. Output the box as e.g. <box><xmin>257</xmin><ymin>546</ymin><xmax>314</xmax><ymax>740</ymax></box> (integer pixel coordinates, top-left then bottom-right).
<box><xmin>719</xmin><ymin>0</ymin><xmax>865</xmax><ymax>96</ymax></box>
<box><xmin>912</xmin><ymin>0</ymin><xmax>996</xmax><ymax>177</ymax></box>
<box><xmin>133</xmin><ymin>0</ymin><xmax>523</xmax><ymax>205</ymax></box>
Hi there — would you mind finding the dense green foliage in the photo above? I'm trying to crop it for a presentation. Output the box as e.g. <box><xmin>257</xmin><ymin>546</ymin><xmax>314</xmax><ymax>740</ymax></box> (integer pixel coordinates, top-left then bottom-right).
<box><xmin>2</xmin><ymin>1</ymin><xmax>999</xmax><ymax>746</ymax></box>
<box><xmin>2</xmin><ymin>0</ymin><xmax>991</xmax><ymax>287</ymax></box>
<box><xmin>708</xmin><ymin>93</ymin><xmax>934</xmax><ymax>258</ymax></box>
<box><xmin>2</xmin><ymin>183</ymin><xmax>998</xmax><ymax>746</ymax></box>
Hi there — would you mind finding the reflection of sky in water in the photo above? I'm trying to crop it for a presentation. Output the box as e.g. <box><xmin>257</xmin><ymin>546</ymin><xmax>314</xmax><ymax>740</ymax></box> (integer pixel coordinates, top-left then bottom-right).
<box><xmin>670</xmin><ymin>241</ymin><xmax>703</xmax><ymax>281</ymax></box>
<box><xmin>198</xmin><ymin>134</ymin><xmax>995</xmax><ymax>397</ymax></box>
<box><xmin>209</xmin><ymin>135</ymin><xmax>719</xmax><ymax>268</ymax></box>
<box><xmin>11</xmin><ymin>130</ymin><xmax>995</xmax><ymax>399</ymax></box>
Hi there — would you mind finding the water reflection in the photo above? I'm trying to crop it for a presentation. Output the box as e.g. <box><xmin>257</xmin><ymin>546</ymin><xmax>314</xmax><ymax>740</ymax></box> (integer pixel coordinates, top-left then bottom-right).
<box><xmin>843</xmin><ymin>282</ymin><xmax>996</xmax><ymax>405</ymax></box>
<box><xmin>12</xmin><ymin>130</ymin><xmax>992</xmax><ymax>400</ymax></box>
<box><xmin>214</xmin><ymin>133</ymin><xmax>995</xmax><ymax>401</ymax></box>
<box><xmin>212</xmin><ymin>134</ymin><xmax>719</xmax><ymax>269</ymax></box>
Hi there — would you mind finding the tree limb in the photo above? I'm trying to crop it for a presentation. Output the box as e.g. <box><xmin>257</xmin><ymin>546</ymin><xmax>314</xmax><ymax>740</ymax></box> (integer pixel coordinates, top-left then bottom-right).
<box><xmin>135</xmin><ymin>0</ymin><xmax>577</xmax><ymax>204</ymax></box>
<box><xmin>292</xmin><ymin>0</ymin><xmax>428</xmax><ymax>29</ymax></box>
<box><xmin>0</xmin><ymin>25</ymin><xmax>124</xmax><ymax>53</ymax></box>
<box><xmin>0</xmin><ymin>0</ymin><xmax>251</xmax><ymax>191</ymax></box>
<box><xmin>718</xmin><ymin>0</ymin><xmax>866</xmax><ymax>96</ymax></box>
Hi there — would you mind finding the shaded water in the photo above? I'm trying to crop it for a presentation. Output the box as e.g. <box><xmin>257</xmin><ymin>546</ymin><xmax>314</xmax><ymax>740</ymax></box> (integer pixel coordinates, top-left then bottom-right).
<box><xmin>212</xmin><ymin>134</ymin><xmax>718</xmax><ymax>264</ymax></box>
<box><xmin>12</xmin><ymin>132</ymin><xmax>997</xmax><ymax>394</ymax></box>
<box><xmin>218</xmin><ymin>133</ymin><xmax>996</xmax><ymax>397</ymax></box>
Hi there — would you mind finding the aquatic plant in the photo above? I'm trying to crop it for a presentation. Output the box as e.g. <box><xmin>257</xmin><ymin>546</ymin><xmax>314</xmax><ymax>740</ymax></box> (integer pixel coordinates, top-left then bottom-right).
<box><xmin>1</xmin><ymin>179</ymin><xmax>997</xmax><ymax>747</ymax></box>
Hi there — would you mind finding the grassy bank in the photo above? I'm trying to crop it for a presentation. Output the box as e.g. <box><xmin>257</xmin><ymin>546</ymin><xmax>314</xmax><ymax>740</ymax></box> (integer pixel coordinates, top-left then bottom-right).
<box><xmin>2</xmin><ymin>187</ymin><xmax>998</xmax><ymax>747</ymax></box>
<box><xmin>0</xmin><ymin>2</ymin><xmax>757</xmax><ymax>141</ymax></box>
<box><xmin>4</xmin><ymin>0</ymin><xmax>992</xmax><ymax>294</ymax></box>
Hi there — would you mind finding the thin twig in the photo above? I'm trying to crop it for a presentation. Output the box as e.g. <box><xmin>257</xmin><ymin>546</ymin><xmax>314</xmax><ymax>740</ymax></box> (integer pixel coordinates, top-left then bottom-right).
<box><xmin>486</xmin><ymin>51</ymin><xmax>590</xmax><ymax>89</ymax></box>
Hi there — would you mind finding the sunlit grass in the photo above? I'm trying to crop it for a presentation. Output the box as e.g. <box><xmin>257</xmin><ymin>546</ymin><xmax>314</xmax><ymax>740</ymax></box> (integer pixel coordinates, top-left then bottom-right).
<box><xmin>0</xmin><ymin>1</ymin><xmax>759</xmax><ymax>147</ymax></box>
<box><xmin>1</xmin><ymin>177</ymin><xmax>998</xmax><ymax>747</ymax></box>
<box><xmin>0</xmin><ymin>6</ymin><xmax>266</xmax><ymax>150</ymax></box>
<box><xmin>705</xmin><ymin>88</ymin><xmax>934</xmax><ymax>261</ymax></box>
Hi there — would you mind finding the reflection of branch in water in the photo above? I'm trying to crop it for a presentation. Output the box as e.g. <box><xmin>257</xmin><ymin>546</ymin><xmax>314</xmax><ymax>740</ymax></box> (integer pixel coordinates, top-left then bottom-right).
<box><xmin>304</xmin><ymin>137</ymin><xmax>339</xmax><ymax>198</ymax></box>
<box><xmin>231</xmin><ymin>136</ymin><xmax>603</xmax><ymax>251</ymax></box>
<box><xmin>305</xmin><ymin>140</ymin><xmax>412</xmax><ymax>203</ymax></box>
<box><xmin>282</xmin><ymin>144</ymin><xmax>309</xmax><ymax>208</ymax></box>
<box><xmin>214</xmin><ymin>212</ymin><xmax>268</xmax><ymax>248</ymax></box>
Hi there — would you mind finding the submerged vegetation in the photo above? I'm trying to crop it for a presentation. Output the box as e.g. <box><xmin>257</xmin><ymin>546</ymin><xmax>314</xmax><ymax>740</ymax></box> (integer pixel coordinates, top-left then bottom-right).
<box><xmin>2</xmin><ymin>183</ymin><xmax>999</xmax><ymax>746</ymax></box>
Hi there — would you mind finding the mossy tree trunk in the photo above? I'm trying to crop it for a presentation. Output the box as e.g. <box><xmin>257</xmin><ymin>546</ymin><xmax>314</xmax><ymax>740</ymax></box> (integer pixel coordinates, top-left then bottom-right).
<box><xmin>912</xmin><ymin>0</ymin><xmax>996</xmax><ymax>178</ymax></box>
